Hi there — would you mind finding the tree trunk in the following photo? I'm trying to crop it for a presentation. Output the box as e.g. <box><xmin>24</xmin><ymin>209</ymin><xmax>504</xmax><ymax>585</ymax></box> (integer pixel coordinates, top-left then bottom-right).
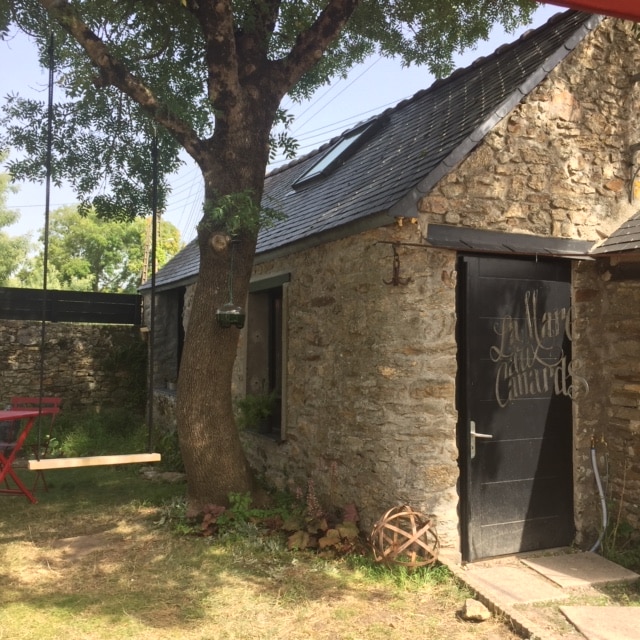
<box><xmin>176</xmin><ymin>229</ymin><xmax>256</xmax><ymax>514</ymax></box>
<box><xmin>175</xmin><ymin>98</ymin><xmax>277</xmax><ymax>515</ymax></box>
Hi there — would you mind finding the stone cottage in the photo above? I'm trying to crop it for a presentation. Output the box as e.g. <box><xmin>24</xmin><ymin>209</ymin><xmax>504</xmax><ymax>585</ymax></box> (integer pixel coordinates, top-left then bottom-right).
<box><xmin>143</xmin><ymin>10</ymin><xmax>640</xmax><ymax>562</ymax></box>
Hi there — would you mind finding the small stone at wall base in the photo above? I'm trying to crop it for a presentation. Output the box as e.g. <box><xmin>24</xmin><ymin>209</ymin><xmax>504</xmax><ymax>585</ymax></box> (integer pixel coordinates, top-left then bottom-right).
<box><xmin>460</xmin><ymin>598</ymin><xmax>492</xmax><ymax>622</ymax></box>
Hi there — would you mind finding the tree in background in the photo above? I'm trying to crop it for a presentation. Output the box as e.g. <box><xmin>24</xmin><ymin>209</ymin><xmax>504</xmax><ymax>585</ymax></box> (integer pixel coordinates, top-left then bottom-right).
<box><xmin>1</xmin><ymin>0</ymin><xmax>536</xmax><ymax>512</ymax></box>
<box><xmin>15</xmin><ymin>205</ymin><xmax>182</xmax><ymax>293</ymax></box>
<box><xmin>0</xmin><ymin>155</ymin><xmax>31</xmax><ymax>285</ymax></box>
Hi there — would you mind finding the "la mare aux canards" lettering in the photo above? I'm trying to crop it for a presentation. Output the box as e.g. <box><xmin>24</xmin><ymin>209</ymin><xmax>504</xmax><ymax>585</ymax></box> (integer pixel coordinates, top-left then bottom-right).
<box><xmin>490</xmin><ymin>289</ymin><xmax>587</xmax><ymax>408</ymax></box>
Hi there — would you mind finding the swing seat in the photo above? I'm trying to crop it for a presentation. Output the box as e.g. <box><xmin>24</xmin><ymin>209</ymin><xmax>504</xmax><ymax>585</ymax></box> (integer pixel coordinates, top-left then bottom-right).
<box><xmin>28</xmin><ymin>453</ymin><xmax>161</xmax><ymax>470</ymax></box>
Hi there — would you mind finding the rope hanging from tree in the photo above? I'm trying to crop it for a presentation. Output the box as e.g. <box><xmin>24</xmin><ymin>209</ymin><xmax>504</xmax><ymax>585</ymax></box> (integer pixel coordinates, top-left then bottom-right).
<box><xmin>28</xmin><ymin>32</ymin><xmax>160</xmax><ymax>471</ymax></box>
<box><xmin>34</xmin><ymin>33</ymin><xmax>56</xmax><ymax>455</ymax></box>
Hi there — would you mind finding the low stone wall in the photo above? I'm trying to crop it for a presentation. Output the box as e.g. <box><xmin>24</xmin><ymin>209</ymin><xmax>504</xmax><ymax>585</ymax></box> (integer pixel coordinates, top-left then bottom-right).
<box><xmin>0</xmin><ymin>319</ymin><xmax>146</xmax><ymax>411</ymax></box>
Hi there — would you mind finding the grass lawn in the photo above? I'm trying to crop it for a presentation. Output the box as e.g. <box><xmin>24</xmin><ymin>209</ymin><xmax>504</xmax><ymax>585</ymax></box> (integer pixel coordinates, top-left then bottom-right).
<box><xmin>0</xmin><ymin>466</ymin><xmax>521</xmax><ymax>640</ymax></box>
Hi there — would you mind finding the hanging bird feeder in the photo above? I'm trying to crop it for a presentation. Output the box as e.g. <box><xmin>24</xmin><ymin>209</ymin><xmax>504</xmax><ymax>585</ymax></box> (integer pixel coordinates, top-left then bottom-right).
<box><xmin>216</xmin><ymin>237</ymin><xmax>246</xmax><ymax>329</ymax></box>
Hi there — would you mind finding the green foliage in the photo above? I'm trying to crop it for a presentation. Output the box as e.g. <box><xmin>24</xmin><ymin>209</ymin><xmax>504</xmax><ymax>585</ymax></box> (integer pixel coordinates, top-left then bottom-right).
<box><xmin>0</xmin><ymin>3</ymin><xmax>10</xmax><ymax>39</ymax></box>
<box><xmin>603</xmin><ymin>516</ymin><xmax>640</xmax><ymax>573</ymax></box>
<box><xmin>235</xmin><ymin>391</ymin><xmax>277</xmax><ymax>430</ymax></box>
<box><xmin>156</xmin><ymin>429</ymin><xmax>185</xmax><ymax>473</ymax></box>
<box><xmin>0</xmin><ymin>155</ymin><xmax>31</xmax><ymax>285</ymax></box>
<box><xmin>2</xmin><ymin>0</ymin><xmax>196</xmax><ymax>219</ymax></box>
<box><xmin>346</xmin><ymin>554</ymin><xmax>454</xmax><ymax>590</ymax></box>
<box><xmin>166</xmin><ymin>485</ymin><xmax>362</xmax><ymax>558</ymax></box>
<box><xmin>15</xmin><ymin>205</ymin><xmax>182</xmax><ymax>292</ymax></box>
<box><xmin>195</xmin><ymin>491</ymin><xmax>285</xmax><ymax>539</ymax></box>
<box><xmin>277</xmin><ymin>0</ymin><xmax>535</xmax><ymax>99</ymax></box>
<box><xmin>48</xmin><ymin>408</ymin><xmax>148</xmax><ymax>458</ymax></box>
<box><xmin>102</xmin><ymin>333</ymin><xmax>148</xmax><ymax>410</ymax></box>
<box><xmin>201</xmin><ymin>190</ymin><xmax>286</xmax><ymax>237</ymax></box>
<box><xmin>268</xmin><ymin>108</ymin><xmax>298</xmax><ymax>162</ymax></box>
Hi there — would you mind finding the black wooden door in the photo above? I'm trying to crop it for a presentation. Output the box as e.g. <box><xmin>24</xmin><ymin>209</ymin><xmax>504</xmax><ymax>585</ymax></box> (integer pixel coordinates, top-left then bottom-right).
<box><xmin>458</xmin><ymin>256</ymin><xmax>575</xmax><ymax>561</ymax></box>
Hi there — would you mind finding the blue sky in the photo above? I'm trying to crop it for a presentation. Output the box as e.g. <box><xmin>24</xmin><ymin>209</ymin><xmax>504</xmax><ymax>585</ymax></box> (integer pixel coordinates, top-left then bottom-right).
<box><xmin>1</xmin><ymin>4</ymin><xmax>559</xmax><ymax>244</ymax></box>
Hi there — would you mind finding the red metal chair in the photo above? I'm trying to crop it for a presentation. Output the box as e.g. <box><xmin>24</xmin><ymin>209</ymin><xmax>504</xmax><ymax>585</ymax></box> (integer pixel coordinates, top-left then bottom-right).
<box><xmin>9</xmin><ymin>397</ymin><xmax>62</xmax><ymax>491</ymax></box>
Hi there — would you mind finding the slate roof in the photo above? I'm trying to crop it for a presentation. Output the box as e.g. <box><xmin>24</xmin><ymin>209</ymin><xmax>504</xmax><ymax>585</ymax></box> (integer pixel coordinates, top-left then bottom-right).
<box><xmin>591</xmin><ymin>211</ymin><xmax>640</xmax><ymax>255</ymax></box>
<box><xmin>146</xmin><ymin>10</ymin><xmax>600</xmax><ymax>291</ymax></box>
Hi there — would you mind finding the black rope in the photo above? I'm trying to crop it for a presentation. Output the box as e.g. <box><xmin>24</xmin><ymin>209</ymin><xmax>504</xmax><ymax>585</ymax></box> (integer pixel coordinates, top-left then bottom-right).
<box><xmin>36</xmin><ymin>32</ymin><xmax>56</xmax><ymax>458</ymax></box>
<box><xmin>146</xmin><ymin>129</ymin><xmax>159</xmax><ymax>453</ymax></box>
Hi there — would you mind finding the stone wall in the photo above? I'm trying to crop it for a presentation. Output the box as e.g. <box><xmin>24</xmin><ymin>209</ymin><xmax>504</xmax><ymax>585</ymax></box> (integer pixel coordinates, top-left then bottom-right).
<box><xmin>416</xmin><ymin>19</ymin><xmax>640</xmax><ymax>242</ymax></box>
<box><xmin>573</xmin><ymin>261</ymin><xmax>640</xmax><ymax>541</ymax></box>
<box><xmin>0</xmin><ymin>319</ymin><xmax>146</xmax><ymax>412</ymax></box>
<box><xmin>240</xmin><ymin>222</ymin><xmax>460</xmax><ymax>541</ymax></box>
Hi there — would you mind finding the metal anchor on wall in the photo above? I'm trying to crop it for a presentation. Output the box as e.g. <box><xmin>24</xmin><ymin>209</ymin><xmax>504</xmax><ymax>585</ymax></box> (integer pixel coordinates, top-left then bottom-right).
<box><xmin>383</xmin><ymin>243</ymin><xmax>412</xmax><ymax>286</ymax></box>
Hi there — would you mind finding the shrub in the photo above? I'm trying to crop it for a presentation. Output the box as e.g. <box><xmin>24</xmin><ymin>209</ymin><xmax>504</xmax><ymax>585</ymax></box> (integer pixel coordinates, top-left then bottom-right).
<box><xmin>45</xmin><ymin>407</ymin><xmax>147</xmax><ymax>457</ymax></box>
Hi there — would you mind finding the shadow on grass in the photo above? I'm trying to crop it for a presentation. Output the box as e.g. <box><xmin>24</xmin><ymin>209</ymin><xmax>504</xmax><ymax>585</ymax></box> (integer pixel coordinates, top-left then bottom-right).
<box><xmin>0</xmin><ymin>467</ymin><xmax>415</xmax><ymax>637</ymax></box>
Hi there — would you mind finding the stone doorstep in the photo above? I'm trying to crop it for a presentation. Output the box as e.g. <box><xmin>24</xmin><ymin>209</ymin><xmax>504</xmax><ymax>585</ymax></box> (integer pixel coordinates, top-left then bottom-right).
<box><xmin>559</xmin><ymin>606</ymin><xmax>640</xmax><ymax>640</ymax></box>
<box><xmin>440</xmin><ymin>551</ymin><xmax>640</xmax><ymax>640</ymax></box>
<box><xmin>453</xmin><ymin>564</ymin><xmax>567</xmax><ymax>606</ymax></box>
<box><xmin>444</xmin><ymin>560</ymin><xmax>581</xmax><ymax>640</ymax></box>
<box><xmin>521</xmin><ymin>551</ymin><xmax>640</xmax><ymax>589</ymax></box>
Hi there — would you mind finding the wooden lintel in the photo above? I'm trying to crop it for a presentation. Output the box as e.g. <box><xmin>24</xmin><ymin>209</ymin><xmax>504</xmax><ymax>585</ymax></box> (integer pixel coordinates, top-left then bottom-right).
<box><xmin>610</xmin><ymin>253</ymin><xmax>640</xmax><ymax>266</ymax></box>
<box><xmin>28</xmin><ymin>453</ymin><xmax>161</xmax><ymax>470</ymax></box>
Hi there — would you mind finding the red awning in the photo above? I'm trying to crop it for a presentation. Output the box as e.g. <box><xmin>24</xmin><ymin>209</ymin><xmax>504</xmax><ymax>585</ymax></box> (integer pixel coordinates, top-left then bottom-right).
<box><xmin>538</xmin><ymin>1</ymin><xmax>640</xmax><ymax>21</ymax></box>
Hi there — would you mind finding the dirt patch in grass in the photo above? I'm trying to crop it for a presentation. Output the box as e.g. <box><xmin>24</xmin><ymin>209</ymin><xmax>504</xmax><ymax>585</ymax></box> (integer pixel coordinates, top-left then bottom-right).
<box><xmin>0</xmin><ymin>468</ymin><xmax>521</xmax><ymax>639</ymax></box>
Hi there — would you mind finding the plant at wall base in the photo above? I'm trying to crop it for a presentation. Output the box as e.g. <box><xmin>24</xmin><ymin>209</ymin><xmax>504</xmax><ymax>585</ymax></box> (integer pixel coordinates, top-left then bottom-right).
<box><xmin>43</xmin><ymin>408</ymin><xmax>147</xmax><ymax>457</ymax></box>
<box><xmin>284</xmin><ymin>482</ymin><xmax>362</xmax><ymax>556</ymax></box>
<box><xmin>196</xmin><ymin>492</ymin><xmax>286</xmax><ymax>538</ymax></box>
<box><xmin>601</xmin><ymin>457</ymin><xmax>640</xmax><ymax>572</ymax></box>
<box><xmin>157</xmin><ymin>430</ymin><xmax>185</xmax><ymax>473</ymax></box>
<box><xmin>235</xmin><ymin>392</ymin><xmax>277</xmax><ymax>433</ymax></box>
<box><xmin>168</xmin><ymin>487</ymin><xmax>363</xmax><ymax>557</ymax></box>
<box><xmin>603</xmin><ymin>518</ymin><xmax>640</xmax><ymax>572</ymax></box>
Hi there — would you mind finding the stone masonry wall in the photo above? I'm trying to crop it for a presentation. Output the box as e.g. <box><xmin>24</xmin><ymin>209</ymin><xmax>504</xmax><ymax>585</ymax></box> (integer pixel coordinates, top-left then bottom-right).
<box><xmin>241</xmin><ymin>222</ymin><xmax>460</xmax><ymax>541</ymax></box>
<box><xmin>0</xmin><ymin>320</ymin><xmax>146</xmax><ymax>412</ymax></box>
<box><xmin>415</xmin><ymin>18</ymin><xmax>640</xmax><ymax>542</ymax></box>
<box><xmin>417</xmin><ymin>19</ymin><xmax>640</xmax><ymax>241</ymax></box>
<box><xmin>574</xmin><ymin>262</ymin><xmax>640</xmax><ymax>541</ymax></box>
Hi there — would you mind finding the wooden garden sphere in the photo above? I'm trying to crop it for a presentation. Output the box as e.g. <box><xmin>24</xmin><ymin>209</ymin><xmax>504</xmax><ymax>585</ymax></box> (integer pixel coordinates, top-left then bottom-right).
<box><xmin>370</xmin><ymin>505</ymin><xmax>439</xmax><ymax>568</ymax></box>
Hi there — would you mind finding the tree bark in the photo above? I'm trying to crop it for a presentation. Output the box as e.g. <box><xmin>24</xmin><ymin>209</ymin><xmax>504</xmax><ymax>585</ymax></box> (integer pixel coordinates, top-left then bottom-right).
<box><xmin>175</xmin><ymin>93</ymin><xmax>278</xmax><ymax>513</ymax></box>
<box><xmin>176</xmin><ymin>229</ymin><xmax>256</xmax><ymax>513</ymax></box>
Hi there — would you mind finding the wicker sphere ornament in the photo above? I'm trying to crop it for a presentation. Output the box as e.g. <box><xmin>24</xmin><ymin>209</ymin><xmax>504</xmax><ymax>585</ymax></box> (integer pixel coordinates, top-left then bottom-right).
<box><xmin>370</xmin><ymin>505</ymin><xmax>439</xmax><ymax>568</ymax></box>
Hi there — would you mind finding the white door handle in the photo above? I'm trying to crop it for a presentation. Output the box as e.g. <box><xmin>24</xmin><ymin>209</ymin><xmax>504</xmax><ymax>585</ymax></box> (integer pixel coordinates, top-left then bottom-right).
<box><xmin>470</xmin><ymin>420</ymin><xmax>493</xmax><ymax>459</ymax></box>
<box><xmin>471</xmin><ymin>431</ymin><xmax>493</xmax><ymax>439</ymax></box>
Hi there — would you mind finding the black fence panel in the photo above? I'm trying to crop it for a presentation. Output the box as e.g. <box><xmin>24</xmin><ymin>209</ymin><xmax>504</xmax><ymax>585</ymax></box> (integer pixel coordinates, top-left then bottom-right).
<box><xmin>0</xmin><ymin>288</ymin><xmax>142</xmax><ymax>325</ymax></box>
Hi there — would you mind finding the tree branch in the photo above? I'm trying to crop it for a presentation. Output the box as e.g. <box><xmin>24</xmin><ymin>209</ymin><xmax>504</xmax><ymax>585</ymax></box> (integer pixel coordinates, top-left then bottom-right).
<box><xmin>274</xmin><ymin>0</ymin><xmax>359</xmax><ymax>90</ymax></box>
<box><xmin>186</xmin><ymin>0</ymin><xmax>240</xmax><ymax>109</ymax></box>
<box><xmin>38</xmin><ymin>0</ymin><xmax>205</xmax><ymax>163</ymax></box>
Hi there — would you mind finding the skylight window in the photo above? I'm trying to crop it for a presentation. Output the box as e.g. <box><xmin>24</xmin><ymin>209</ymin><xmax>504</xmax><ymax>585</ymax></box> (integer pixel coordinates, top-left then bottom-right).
<box><xmin>293</xmin><ymin>117</ymin><xmax>386</xmax><ymax>188</ymax></box>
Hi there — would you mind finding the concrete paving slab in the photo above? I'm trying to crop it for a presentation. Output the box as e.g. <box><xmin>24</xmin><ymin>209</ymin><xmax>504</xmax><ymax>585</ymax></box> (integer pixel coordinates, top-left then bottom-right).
<box><xmin>457</xmin><ymin>564</ymin><xmax>567</xmax><ymax>605</ymax></box>
<box><xmin>560</xmin><ymin>605</ymin><xmax>640</xmax><ymax>640</ymax></box>
<box><xmin>522</xmin><ymin>552</ymin><xmax>639</xmax><ymax>588</ymax></box>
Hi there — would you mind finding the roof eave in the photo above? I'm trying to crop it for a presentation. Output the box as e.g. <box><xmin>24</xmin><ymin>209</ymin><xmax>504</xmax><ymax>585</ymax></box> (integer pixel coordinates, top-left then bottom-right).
<box><xmin>254</xmin><ymin>211</ymin><xmax>392</xmax><ymax>265</ymax></box>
